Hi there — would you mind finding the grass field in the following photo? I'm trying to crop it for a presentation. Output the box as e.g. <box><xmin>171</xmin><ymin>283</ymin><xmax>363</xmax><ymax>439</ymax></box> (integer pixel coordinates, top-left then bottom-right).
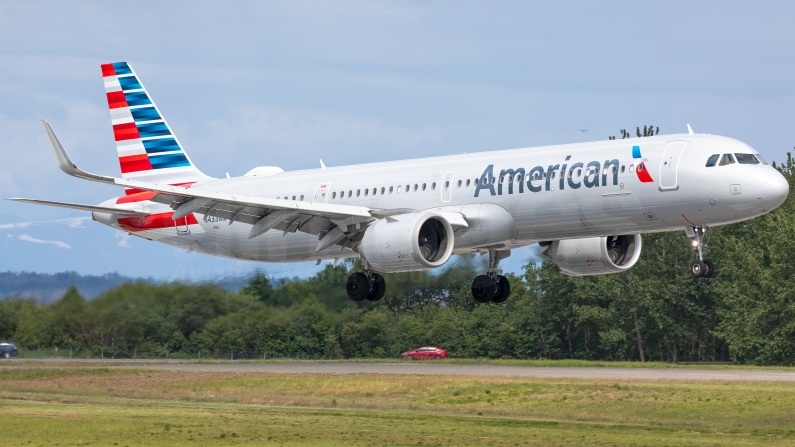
<box><xmin>2</xmin><ymin>365</ymin><xmax>795</xmax><ymax>446</ymax></box>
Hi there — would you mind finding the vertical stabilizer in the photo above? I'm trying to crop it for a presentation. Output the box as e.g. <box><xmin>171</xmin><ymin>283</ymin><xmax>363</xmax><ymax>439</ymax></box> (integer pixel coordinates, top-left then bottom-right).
<box><xmin>101</xmin><ymin>62</ymin><xmax>210</xmax><ymax>190</ymax></box>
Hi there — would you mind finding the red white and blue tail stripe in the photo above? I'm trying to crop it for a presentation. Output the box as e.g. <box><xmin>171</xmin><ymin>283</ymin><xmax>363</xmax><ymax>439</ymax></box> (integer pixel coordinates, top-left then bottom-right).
<box><xmin>101</xmin><ymin>62</ymin><xmax>206</xmax><ymax>187</ymax></box>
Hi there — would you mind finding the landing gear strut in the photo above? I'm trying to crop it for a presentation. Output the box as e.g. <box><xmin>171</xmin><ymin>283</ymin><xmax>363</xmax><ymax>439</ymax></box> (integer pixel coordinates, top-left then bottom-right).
<box><xmin>346</xmin><ymin>260</ymin><xmax>386</xmax><ymax>302</ymax></box>
<box><xmin>471</xmin><ymin>249</ymin><xmax>511</xmax><ymax>303</ymax></box>
<box><xmin>689</xmin><ymin>226</ymin><xmax>715</xmax><ymax>278</ymax></box>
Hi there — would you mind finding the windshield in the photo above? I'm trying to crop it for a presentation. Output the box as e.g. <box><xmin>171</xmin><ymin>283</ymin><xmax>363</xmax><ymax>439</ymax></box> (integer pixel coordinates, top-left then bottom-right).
<box><xmin>735</xmin><ymin>153</ymin><xmax>760</xmax><ymax>165</ymax></box>
<box><xmin>719</xmin><ymin>154</ymin><xmax>735</xmax><ymax>166</ymax></box>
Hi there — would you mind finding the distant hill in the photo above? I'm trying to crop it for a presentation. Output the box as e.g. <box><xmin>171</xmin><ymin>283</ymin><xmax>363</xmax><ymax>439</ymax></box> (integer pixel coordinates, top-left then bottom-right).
<box><xmin>0</xmin><ymin>271</ymin><xmax>138</xmax><ymax>302</ymax></box>
<box><xmin>0</xmin><ymin>270</ymin><xmax>260</xmax><ymax>303</ymax></box>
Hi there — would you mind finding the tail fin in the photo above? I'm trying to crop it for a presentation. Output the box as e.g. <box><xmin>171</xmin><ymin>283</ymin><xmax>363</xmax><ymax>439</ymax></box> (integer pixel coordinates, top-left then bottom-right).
<box><xmin>101</xmin><ymin>62</ymin><xmax>209</xmax><ymax>189</ymax></box>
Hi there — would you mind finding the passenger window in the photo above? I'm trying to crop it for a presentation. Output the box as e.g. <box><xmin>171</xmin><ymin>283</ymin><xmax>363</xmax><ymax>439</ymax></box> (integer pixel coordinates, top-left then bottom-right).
<box><xmin>719</xmin><ymin>154</ymin><xmax>735</xmax><ymax>166</ymax></box>
<box><xmin>620</xmin><ymin>165</ymin><xmax>625</xmax><ymax>173</ymax></box>
<box><xmin>431</xmin><ymin>182</ymin><xmax>436</xmax><ymax>190</ymax></box>
<box><xmin>491</xmin><ymin>177</ymin><xmax>495</xmax><ymax>184</ymax></box>
<box><xmin>414</xmin><ymin>184</ymin><xmax>418</xmax><ymax>191</ymax></box>
<box><xmin>332</xmin><ymin>192</ymin><xmax>336</xmax><ymax>199</ymax></box>
<box><xmin>381</xmin><ymin>187</ymin><xmax>386</xmax><ymax>194</ymax></box>
<box><xmin>300</xmin><ymin>195</ymin><xmax>304</xmax><ymax>201</ymax></box>
<box><xmin>406</xmin><ymin>184</ymin><xmax>410</xmax><ymax>192</ymax></box>
<box><xmin>551</xmin><ymin>171</ymin><xmax>556</xmax><ymax>179</ymax></box>
<box><xmin>457</xmin><ymin>180</ymin><xmax>462</xmax><ymax>187</ymax></box>
<box><xmin>422</xmin><ymin>183</ymin><xmax>427</xmax><ymax>191</ymax></box>
<box><xmin>348</xmin><ymin>190</ymin><xmax>352</xmax><ymax>197</ymax></box>
<box><xmin>364</xmin><ymin>189</ymin><xmax>369</xmax><ymax>196</ymax></box>
<box><xmin>372</xmin><ymin>188</ymin><xmax>377</xmax><ymax>195</ymax></box>
<box><xmin>292</xmin><ymin>195</ymin><xmax>296</xmax><ymax>200</ymax></box>
<box><xmin>499</xmin><ymin>176</ymin><xmax>504</xmax><ymax>184</ymax></box>
<box><xmin>735</xmin><ymin>153</ymin><xmax>760</xmax><ymax>165</ymax></box>
<box><xmin>629</xmin><ymin>164</ymin><xmax>634</xmax><ymax>172</ymax></box>
<box><xmin>705</xmin><ymin>154</ymin><xmax>719</xmax><ymax>167</ymax></box>
<box><xmin>356</xmin><ymin>189</ymin><xmax>360</xmax><ymax>197</ymax></box>
<box><xmin>466</xmin><ymin>179</ymin><xmax>470</xmax><ymax>187</ymax></box>
<box><xmin>445</xmin><ymin>180</ymin><xmax>450</xmax><ymax>189</ymax></box>
<box><xmin>389</xmin><ymin>186</ymin><xmax>393</xmax><ymax>193</ymax></box>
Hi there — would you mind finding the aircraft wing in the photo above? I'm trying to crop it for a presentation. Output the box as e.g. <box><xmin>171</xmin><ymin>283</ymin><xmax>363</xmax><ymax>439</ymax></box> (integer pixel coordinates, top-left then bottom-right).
<box><xmin>41</xmin><ymin>119</ymin><xmax>375</xmax><ymax>243</ymax></box>
<box><xmin>7</xmin><ymin>198</ymin><xmax>150</xmax><ymax>216</ymax></box>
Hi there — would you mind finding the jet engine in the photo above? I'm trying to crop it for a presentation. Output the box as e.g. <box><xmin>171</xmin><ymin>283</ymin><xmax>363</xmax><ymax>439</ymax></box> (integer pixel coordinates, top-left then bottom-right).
<box><xmin>359</xmin><ymin>212</ymin><xmax>454</xmax><ymax>273</ymax></box>
<box><xmin>543</xmin><ymin>234</ymin><xmax>642</xmax><ymax>276</ymax></box>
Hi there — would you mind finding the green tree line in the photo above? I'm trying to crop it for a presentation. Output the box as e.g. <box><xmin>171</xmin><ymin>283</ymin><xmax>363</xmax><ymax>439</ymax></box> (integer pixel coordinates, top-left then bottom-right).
<box><xmin>2</xmin><ymin>154</ymin><xmax>795</xmax><ymax>365</ymax></box>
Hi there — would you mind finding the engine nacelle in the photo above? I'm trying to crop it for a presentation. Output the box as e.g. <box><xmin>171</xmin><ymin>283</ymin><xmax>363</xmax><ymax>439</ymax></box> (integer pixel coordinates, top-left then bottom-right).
<box><xmin>544</xmin><ymin>234</ymin><xmax>642</xmax><ymax>276</ymax></box>
<box><xmin>359</xmin><ymin>212</ymin><xmax>454</xmax><ymax>273</ymax></box>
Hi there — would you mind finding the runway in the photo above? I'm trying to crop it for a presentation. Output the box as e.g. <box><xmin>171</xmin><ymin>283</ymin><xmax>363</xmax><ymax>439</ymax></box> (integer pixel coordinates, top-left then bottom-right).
<box><xmin>14</xmin><ymin>360</ymin><xmax>795</xmax><ymax>382</ymax></box>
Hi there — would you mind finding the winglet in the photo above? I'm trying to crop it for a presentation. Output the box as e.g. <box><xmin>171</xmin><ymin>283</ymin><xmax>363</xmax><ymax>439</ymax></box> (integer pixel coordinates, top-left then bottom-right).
<box><xmin>687</xmin><ymin>124</ymin><xmax>694</xmax><ymax>135</ymax></box>
<box><xmin>319</xmin><ymin>159</ymin><xmax>326</xmax><ymax>169</ymax></box>
<box><xmin>42</xmin><ymin>120</ymin><xmax>115</xmax><ymax>184</ymax></box>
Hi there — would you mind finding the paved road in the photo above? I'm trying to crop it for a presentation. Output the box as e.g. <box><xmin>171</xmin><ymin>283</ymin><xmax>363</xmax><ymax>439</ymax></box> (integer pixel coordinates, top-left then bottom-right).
<box><xmin>9</xmin><ymin>360</ymin><xmax>795</xmax><ymax>382</ymax></box>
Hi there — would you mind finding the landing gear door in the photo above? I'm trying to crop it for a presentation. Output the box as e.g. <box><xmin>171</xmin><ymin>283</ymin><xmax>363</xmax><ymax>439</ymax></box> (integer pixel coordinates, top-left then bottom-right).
<box><xmin>313</xmin><ymin>182</ymin><xmax>331</xmax><ymax>203</ymax></box>
<box><xmin>441</xmin><ymin>172</ymin><xmax>455</xmax><ymax>202</ymax></box>
<box><xmin>659</xmin><ymin>142</ymin><xmax>686</xmax><ymax>189</ymax></box>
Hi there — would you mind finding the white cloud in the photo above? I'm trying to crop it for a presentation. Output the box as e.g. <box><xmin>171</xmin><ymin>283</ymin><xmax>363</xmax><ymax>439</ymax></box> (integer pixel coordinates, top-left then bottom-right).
<box><xmin>0</xmin><ymin>221</ymin><xmax>34</xmax><ymax>229</ymax></box>
<box><xmin>0</xmin><ymin>216</ymin><xmax>91</xmax><ymax>230</ymax></box>
<box><xmin>56</xmin><ymin>216</ymin><xmax>91</xmax><ymax>228</ymax></box>
<box><xmin>16</xmin><ymin>234</ymin><xmax>71</xmax><ymax>249</ymax></box>
<box><xmin>115</xmin><ymin>232</ymin><xmax>131</xmax><ymax>248</ymax></box>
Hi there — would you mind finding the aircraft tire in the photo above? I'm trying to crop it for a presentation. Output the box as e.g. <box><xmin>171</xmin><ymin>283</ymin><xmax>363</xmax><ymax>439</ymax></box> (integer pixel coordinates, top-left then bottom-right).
<box><xmin>346</xmin><ymin>273</ymin><xmax>371</xmax><ymax>301</ymax></box>
<box><xmin>690</xmin><ymin>260</ymin><xmax>706</xmax><ymax>278</ymax></box>
<box><xmin>703</xmin><ymin>260</ymin><xmax>715</xmax><ymax>278</ymax></box>
<box><xmin>366</xmin><ymin>273</ymin><xmax>386</xmax><ymax>301</ymax></box>
<box><xmin>471</xmin><ymin>275</ymin><xmax>496</xmax><ymax>303</ymax></box>
<box><xmin>491</xmin><ymin>275</ymin><xmax>511</xmax><ymax>303</ymax></box>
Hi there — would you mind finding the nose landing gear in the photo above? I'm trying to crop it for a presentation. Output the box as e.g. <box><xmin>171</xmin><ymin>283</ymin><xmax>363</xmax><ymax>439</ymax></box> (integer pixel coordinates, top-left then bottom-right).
<box><xmin>346</xmin><ymin>260</ymin><xmax>386</xmax><ymax>302</ymax></box>
<box><xmin>688</xmin><ymin>226</ymin><xmax>715</xmax><ymax>278</ymax></box>
<box><xmin>471</xmin><ymin>249</ymin><xmax>511</xmax><ymax>303</ymax></box>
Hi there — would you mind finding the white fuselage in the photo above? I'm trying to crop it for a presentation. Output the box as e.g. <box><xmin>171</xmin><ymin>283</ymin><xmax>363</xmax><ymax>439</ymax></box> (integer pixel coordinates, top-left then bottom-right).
<box><xmin>95</xmin><ymin>133</ymin><xmax>789</xmax><ymax>264</ymax></box>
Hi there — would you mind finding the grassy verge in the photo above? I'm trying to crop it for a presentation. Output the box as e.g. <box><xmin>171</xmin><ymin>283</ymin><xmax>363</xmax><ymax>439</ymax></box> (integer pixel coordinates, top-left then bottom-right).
<box><xmin>2</xmin><ymin>367</ymin><xmax>795</xmax><ymax>445</ymax></box>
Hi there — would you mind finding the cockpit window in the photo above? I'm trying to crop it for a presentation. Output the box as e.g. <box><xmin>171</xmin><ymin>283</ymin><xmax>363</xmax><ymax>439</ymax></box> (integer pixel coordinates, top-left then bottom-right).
<box><xmin>735</xmin><ymin>153</ymin><xmax>760</xmax><ymax>165</ymax></box>
<box><xmin>705</xmin><ymin>154</ymin><xmax>719</xmax><ymax>167</ymax></box>
<box><xmin>756</xmin><ymin>153</ymin><xmax>768</xmax><ymax>165</ymax></box>
<box><xmin>718</xmin><ymin>154</ymin><xmax>735</xmax><ymax>166</ymax></box>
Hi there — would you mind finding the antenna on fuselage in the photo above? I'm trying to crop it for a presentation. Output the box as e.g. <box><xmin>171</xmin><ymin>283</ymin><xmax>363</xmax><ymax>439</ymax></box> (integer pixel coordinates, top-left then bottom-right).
<box><xmin>687</xmin><ymin>124</ymin><xmax>694</xmax><ymax>135</ymax></box>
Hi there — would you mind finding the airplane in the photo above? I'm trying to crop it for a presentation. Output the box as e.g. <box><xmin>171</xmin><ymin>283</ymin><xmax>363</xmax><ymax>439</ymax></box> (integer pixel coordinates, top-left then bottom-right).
<box><xmin>8</xmin><ymin>62</ymin><xmax>790</xmax><ymax>304</ymax></box>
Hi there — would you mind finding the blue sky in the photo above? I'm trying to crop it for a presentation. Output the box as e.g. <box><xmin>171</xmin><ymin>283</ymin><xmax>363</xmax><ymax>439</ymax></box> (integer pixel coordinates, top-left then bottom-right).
<box><xmin>1</xmin><ymin>1</ymin><xmax>794</xmax><ymax>281</ymax></box>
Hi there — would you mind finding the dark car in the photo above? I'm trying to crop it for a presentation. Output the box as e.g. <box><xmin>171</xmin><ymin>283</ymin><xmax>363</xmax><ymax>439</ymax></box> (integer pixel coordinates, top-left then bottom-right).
<box><xmin>401</xmin><ymin>346</ymin><xmax>448</xmax><ymax>360</ymax></box>
<box><xmin>0</xmin><ymin>341</ymin><xmax>18</xmax><ymax>359</ymax></box>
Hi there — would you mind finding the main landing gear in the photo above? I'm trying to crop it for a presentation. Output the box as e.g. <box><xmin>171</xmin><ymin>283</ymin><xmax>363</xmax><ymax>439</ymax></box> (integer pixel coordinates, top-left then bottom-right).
<box><xmin>471</xmin><ymin>249</ymin><xmax>511</xmax><ymax>304</ymax></box>
<box><xmin>346</xmin><ymin>261</ymin><xmax>386</xmax><ymax>302</ymax></box>
<box><xmin>689</xmin><ymin>226</ymin><xmax>715</xmax><ymax>278</ymax></box>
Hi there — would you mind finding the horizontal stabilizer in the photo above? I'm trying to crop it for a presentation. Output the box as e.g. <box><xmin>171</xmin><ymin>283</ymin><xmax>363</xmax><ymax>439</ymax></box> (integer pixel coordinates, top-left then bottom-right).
<box><xmin>7</xmin><ymin>198</ymin><xmax>150</xmax><ymax>216</ymax></box>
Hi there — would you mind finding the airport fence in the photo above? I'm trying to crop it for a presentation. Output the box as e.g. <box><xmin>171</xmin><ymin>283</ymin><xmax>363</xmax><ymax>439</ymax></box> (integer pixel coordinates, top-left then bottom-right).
<box><xmin>9</xmin><ymin>346</ymin><xmax>341</xmax><ymax>361</ymax></box>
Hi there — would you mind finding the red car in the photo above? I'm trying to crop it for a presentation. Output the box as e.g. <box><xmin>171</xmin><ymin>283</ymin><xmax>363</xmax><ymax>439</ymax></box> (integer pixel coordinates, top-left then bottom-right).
<box><xmin>401</xmin><ymin>346</ymin><xmax>448</xmax><ymax>360</ymax></box>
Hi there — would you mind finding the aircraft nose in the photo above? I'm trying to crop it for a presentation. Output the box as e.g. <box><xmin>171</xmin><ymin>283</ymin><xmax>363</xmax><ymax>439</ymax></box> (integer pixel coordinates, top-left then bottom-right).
<box><xmin>761</xmin><ymin>168</ymin><xmax>790</xmax><ymax>208</ymax></box>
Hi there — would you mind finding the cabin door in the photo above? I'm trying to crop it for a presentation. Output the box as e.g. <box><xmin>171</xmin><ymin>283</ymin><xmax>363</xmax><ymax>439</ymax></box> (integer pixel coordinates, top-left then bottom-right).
<box><xmin>313</xmin><ymin>182</ymin><xmax>331</xmax><ymax>203</ymax></box>
<box><xmin>441</xmin><ymin>172</ymin><xmax>455</xmax><ymax>202</ymax></box>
